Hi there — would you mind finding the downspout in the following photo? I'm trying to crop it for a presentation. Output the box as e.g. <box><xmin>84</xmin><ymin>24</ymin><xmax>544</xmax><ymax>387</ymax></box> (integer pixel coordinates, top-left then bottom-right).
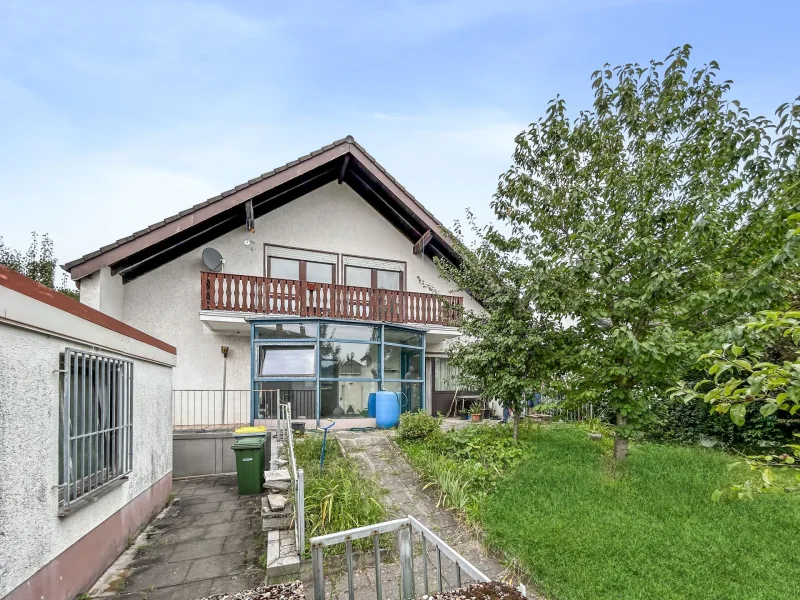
<box><xmin>221</xmin><ymin>345</ymin><xmax>229</xmax><ymax>424</ymax></box>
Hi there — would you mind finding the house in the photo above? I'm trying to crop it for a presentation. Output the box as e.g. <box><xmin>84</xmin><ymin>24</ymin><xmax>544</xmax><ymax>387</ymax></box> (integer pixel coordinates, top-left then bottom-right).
<box><xmin>62</xmin><ymin>137</ymin><xmax>480</xmax><ymax>427</ymax></box>
<box><xmin>0</xmin><ymin>266</ymin><xmax>175</xmax><ymax>599</ymax></box>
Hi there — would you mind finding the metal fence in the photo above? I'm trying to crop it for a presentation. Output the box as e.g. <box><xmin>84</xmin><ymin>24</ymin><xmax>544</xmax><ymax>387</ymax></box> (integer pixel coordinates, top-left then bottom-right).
<box><xmin>533</xmin><ymin>401</ymin><xmax>598</xmax><ymax>422</ymax></box>
<box><xmin>172</xmin><ymin>389</ymin><xmax>279</xmax><ymax>430</ymax></box>
<box><xmin>60</xmin><ymin>348</ymin><xmax>134</xmax><ymax>513</ymax></box>
<box><xmin>311</xmin><ymin>515</ymin><xmax>489</xmax><ymax>600</ymax></box>
<box><xmin>277</xmin><ymin>401</ymin><xmax>305</xmax><ymax>557</ymax></box>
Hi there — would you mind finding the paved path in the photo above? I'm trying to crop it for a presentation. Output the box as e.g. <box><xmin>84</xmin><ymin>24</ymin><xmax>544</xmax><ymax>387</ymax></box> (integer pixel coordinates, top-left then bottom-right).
<box><xmin>318</xmin><ymin>431</ymin><xmax>511</xmax><ymax>600</ymax></box>
<box><xmin>92</xmin><ymin>475</ymin><xmax>265</xmax><ymax>599</ymax></box>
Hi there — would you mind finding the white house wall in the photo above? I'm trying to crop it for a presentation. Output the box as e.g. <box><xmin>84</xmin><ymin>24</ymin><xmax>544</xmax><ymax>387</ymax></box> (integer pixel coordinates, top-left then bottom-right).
<box><xmin>0</xmin><ymin>317</ymin><xmax>172</xmax><ymax>598</ymax></box>
<box><xmin>123</xmin><ymin>181</ymin><xmax>480</xmax><ymax>391</ymax></box>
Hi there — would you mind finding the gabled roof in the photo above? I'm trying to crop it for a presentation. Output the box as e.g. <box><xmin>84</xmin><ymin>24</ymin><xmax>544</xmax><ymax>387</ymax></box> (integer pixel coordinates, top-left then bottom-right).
<box><xmin>64</xmin><ymin>136</ymin><xmax>461</xmax><ymax>282</ymax></box>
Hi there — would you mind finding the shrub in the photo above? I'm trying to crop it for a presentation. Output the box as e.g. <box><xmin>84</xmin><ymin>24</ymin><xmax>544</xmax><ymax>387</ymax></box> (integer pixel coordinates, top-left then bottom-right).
<box><xmin>397</xmin><ymin>412</ymin><xmax>441</xmax><ymax>442</ymax></box>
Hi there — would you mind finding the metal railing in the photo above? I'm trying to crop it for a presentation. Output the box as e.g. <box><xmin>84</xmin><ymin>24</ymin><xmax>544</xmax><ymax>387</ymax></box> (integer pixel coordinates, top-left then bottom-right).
<box><xmin>311</xmin><ymin>515</ymin><xmax>490</xmax><ymax>600</ymax></box>
<box><xmin>277</xmin><ymin>401</ymin><xmax>305</xmax><ymax>557</ymax></box>
<box><xmin>172</xmin><ymin>389</ymin><xmax>279</xmax><ymax>430</ymax></box>
<box><xmin>60</xmin><ymin>349</ymin><xmax>134</xmax><ymax>513</ymax></box>
<box><xmin>533</xmin><ymin>401</ymin><xmax>598</xmax><ymax>422</ymax></box>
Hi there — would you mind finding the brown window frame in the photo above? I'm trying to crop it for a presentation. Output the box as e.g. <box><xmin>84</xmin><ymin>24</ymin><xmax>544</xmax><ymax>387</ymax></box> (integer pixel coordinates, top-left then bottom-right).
<box><xmin>264</xmin><ymin>245</ymin><xmax>337</xmax><ymax>285</ymax></box>
<box><xmin>343</xmin><ymin>263</ymin><xmax>404</xmax><ymax>291</ymax></box>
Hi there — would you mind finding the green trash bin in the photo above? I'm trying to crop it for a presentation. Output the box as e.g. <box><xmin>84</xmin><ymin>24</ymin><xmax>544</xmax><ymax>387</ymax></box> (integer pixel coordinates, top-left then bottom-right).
<box><xmin>231</xmin><ymin>436</ymin><xmax>265</xmax><ymax>495</ymax></box>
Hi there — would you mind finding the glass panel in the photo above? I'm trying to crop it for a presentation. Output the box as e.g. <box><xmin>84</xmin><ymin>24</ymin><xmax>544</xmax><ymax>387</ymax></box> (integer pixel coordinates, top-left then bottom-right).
<box><xmin>384</xmin><ymin>327</ymin><xmax>423</xmax><ymax>346</ymax></box>
<box><xmin>384</xmin><ymin>382</ymin><xmax>423</xmax><ymax>413</ymax></box>
<box><xmin>256</xmin><ymin>381</ymin><xmax>316</xmax><ymax>419</ymax></box>
<box><xmin>383</xmin><ymin>345</ymin><xmax>422</xmax><ymax>380</ymax></box>
<box><xmin>255</xmin><ymin>322</ymin><xmax>318</xmax><ymax>340</ymax></box>
<box><xmin>346</xmin><ymin>265</ymin><xmax>372</xmax><ymax>288</ymax></box>
<box><xmin>320</xmin><ymin>323</ymin><xmax>380</xmax><ymax>341</ymax></box>
<box><xmin>258</xmin><ymin>345</ymin><xmax>315</xmax><ymax>377</ymax></box>
<box><xmin>377</xmin><ymin>269</ymin><xmax>401</xmax><ymax>290</ymax></box>
<box><xmin>307</xmin><ymin>262</ymin><xmax>334</xmax><ymax>284</ymax></box>
<box><xmin>320</xmin><ymin>342</ymin><xmax>380</xmax><ymax>379</ymax></box>
<box><xmin>270</xmin><ymin>257</ymin><xmax>300</xmax><ymax>280</ymax></box>
<box><xmin>434</xmin><ymin>358</ymin><xmax>460</xmax><ymax>391</ymax></box>
<box><xmin>320</xmin><ymin>381</ymin><xmax>379</xmax><ymax>419</ymax></box>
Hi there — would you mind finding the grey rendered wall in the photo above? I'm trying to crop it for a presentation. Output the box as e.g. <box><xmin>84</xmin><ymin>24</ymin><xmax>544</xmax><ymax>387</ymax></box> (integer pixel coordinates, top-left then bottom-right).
<box><xmin>123</xmin><ymin>181</ymin><xmax>482</xmax><ymax>392</ymax></box>
<box><xmin>0</xmin><ymin>323</ymin><xmax>173</xmax><ymax>598</ymax></box>
<box><xmin>172</xmin><ymin>432</ymin><xmax>237</xmax><ymax>478</ymax></box>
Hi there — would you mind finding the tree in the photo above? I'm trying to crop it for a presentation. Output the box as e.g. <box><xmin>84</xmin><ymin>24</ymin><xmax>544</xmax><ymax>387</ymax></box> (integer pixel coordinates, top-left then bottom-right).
<box><xmin>673</xmin><ymin>308</ymin><xmax>800</xmax><ymax>498</ymax></box>
<box><xmin>0</xmin><ymin>232</ymin><xmax>78</xmax><ymax>300</ymax></box>
<box><xmin>434</xmin><ymin>213</ymin><xmax>566</xmax><ymax>440</ymax></box>
<box><xmin>489</xmin><ymin>45</ymin><xmax>800</xmax><ymax>459</ymax></box>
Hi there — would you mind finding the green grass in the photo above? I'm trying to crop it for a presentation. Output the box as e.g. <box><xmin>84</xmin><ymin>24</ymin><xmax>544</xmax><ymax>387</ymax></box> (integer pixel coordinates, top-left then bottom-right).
<box><xmin>481</xmin><ymin>426</ymin><xmax>800</xmax><ymax>600</ymax></box>
<box><xmin>295</xmin><ymin>434</ymin><xmax>387</xmax><ymax>554</ymax></box>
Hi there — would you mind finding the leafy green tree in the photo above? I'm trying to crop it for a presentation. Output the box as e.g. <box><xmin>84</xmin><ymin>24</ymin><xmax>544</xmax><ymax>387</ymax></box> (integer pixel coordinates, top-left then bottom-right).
<box><xmin>434</xmin><ymin>214</ymin><xmax>567</xmax><ymax>440</ymax></box>
<box><xmin>0</xmin><ymin>232</ymin><xmax>78</xmax><ymax>300</ymax></box>
<box><xmin>673</xmin><ymin>309</ymin><xmax>800</xmax><ymax>498</ymax></box>
<box><xmin>489</xmin><ymin>45</ymin><xmax>800</xmax><ymax>459</ymax></box>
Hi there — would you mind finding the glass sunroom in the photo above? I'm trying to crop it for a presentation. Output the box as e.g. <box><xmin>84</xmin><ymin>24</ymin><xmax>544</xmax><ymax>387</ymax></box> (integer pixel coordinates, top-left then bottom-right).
<box><xmin>250</xmin><ymin>319</ymin><xmax>425</xmax><ymax>424</ymax></box>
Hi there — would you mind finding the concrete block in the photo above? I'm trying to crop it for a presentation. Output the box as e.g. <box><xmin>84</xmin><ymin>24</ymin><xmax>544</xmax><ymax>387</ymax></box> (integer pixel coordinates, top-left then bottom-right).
<box><xmin>268</xmin><ymin>494</ymin><xmax>287</xmax><ymax>512</ymax></box>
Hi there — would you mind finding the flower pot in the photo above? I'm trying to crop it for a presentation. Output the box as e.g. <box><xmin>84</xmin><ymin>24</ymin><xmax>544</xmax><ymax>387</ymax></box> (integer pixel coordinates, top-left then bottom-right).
<box><xmin>471</xmin><ymin>413</ymin><xmax>481</xmax><ymax>422</ymax></box>
<box><xmin>460</xmin><ymin>412</ymin><xmax>470</xmax><ymax>420</ymax></box>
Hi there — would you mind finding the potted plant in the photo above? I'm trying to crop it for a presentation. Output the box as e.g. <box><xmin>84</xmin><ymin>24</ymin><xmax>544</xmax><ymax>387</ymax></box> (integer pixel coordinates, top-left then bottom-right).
<box><xmin>470</xmin><ymin>399</ymin><xmax>483</xmax><ymax>422</ymax></box>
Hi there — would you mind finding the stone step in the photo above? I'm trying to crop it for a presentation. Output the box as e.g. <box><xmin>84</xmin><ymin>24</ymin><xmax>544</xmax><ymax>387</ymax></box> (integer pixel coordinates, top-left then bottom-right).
<box><xmin>264</xmin><ymin>469</ymin><xmax>291</xmax><ymax>482</ymax></box>
<box><xmin>265</xmin><ymin>530</ymin><xmax>300</xmax><ymax>579</ymax></box>
<box><xmin>264</xmin><ymin>480</ymin><xmax>291</xmax><ymax>492</ymax></box>
<box><xmin>268</xmin><ymin>494</ymin><xmax>288</xmax><ymax>512</ymax></box>
<box><xmin>262</xmin><ymin>515</ymin><xmax>292</xmax><ymax>531</ymax></box>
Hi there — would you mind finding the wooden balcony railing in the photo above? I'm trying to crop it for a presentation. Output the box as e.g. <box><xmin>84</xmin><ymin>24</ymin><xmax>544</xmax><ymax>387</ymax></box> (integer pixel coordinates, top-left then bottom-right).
<box><xmin>200</xmin><ymin>272</ymin><xmax>463</xmax><ymax>326</ymax></box>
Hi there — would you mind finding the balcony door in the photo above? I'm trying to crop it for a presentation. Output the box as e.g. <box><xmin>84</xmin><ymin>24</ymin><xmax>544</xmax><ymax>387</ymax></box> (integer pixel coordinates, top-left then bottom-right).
<box><xmin>265</xmin><ymin>245</ymin><xmax>337</xmax><ymax>314</ymax></box>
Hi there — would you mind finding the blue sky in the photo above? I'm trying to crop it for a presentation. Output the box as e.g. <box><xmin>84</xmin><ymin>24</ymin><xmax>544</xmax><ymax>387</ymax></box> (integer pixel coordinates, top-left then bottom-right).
<box><xmin>1</xmin><ymin>0</ymin><xmax>798</xmax><ymax>275</ymax></box>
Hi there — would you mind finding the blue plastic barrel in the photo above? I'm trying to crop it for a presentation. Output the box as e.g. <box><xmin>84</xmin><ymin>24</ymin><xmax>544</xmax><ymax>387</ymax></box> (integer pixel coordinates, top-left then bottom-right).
<box><xmin>367</xmin><ymin>392</ymin><xmax>377</xmax><ymax>418</ymax></box>
<box><xmin>375</xmin><ymin>391</ymin><xmax>401</xmax><ymax>429</ymax></box>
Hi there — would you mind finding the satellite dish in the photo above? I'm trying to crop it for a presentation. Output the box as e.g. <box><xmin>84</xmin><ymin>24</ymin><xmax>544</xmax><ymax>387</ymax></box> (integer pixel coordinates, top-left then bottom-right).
<box><xmin>202</xmin><ymin>247</ymin><xmax>224</xmax><ymax>272</ymax></box>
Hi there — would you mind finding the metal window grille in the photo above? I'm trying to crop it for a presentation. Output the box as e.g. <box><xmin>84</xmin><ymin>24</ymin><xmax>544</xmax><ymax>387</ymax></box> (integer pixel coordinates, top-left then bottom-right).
<box><xmin>59</xmin><ymin>348</ymin><xmax>134</xmax><ymax>512</ymax></box>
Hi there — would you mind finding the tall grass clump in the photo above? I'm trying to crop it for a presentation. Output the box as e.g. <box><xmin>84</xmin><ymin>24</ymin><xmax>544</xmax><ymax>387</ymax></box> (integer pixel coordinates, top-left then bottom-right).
<box><xmin>294</xmin><ymin>435</ymin><xmax>387</xmax><ymax>553</ymax></box>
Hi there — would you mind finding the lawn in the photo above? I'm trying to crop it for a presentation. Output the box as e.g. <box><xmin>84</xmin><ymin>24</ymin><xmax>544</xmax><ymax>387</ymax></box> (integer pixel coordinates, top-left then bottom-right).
<box><xmin>480</xmin><ymin>426</ymin><xmax>800</xmax><ymax>600</ymax></box>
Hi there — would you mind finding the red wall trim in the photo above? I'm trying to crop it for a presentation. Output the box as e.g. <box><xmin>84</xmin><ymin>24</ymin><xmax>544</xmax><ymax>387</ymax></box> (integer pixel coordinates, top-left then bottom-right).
<box><xmin>0</xmin><ymin>265</ymin><xmax>176</xmax><ymax>355</ymax></box>
<box><xmin>4</xmin><ymin>472</ymin><xmax>172</xmax><ymax>600</ymax></box>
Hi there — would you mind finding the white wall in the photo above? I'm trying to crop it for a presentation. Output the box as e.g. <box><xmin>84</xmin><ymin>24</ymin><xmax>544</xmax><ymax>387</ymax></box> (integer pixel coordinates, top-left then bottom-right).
<box><xmin>0</xmin><ymin>322</ymin><xmax>173</xmax><ymax>597</ymax></box>
<box><xmin>123</xmin><ymin>181</ymin><xmax>480</xmax><ymax>391</ymax></box>
<box><xmin>80</xmin><ymin>266</ymin><xmax>125</xmax><ymax>320</ymax></box>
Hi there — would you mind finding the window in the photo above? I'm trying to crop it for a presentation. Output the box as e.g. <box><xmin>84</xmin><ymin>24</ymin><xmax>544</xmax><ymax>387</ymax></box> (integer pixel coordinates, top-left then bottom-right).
<box><xmin>344</xmin><ymin>265</ymin><xmax>403</xmax><ymax>290</ymax></box>
<box><xmin>434</xmin><ymin>358</ymin><xmax>460</xmax><ymax>391</ymax></box>
<box><xmin>258</xmin><ymin>345</ymin><xmax>316</xmax><ymax>377</ymax></box>
<box><xmin>59</xmin><ymin>349</ymin><xmax>133</xmax><ymax>512</ymax></box>
<box><xmin>268</xmin><ymin>257</ymin><xmax>334</xmax><ymax>284</ymax></box>
<box><xmin>255</xmin><ymin>322</ymin><xmax>318</xmax><ymax>340</ymax></box>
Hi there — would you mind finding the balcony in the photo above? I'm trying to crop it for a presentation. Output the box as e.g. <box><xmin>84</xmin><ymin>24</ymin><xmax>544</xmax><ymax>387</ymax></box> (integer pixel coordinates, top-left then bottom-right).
<box><xmin>200</xmin><ymin>272</ymin><xmax>463</xmax><ymax>326</ymax></box>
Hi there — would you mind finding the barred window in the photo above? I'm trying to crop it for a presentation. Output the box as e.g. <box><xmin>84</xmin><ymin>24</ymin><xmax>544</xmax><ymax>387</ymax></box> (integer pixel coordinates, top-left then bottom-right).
<box><xmin>59</xmin><ymin>349</ymin><xmax>133</xmax><ymax>513</ymax></box>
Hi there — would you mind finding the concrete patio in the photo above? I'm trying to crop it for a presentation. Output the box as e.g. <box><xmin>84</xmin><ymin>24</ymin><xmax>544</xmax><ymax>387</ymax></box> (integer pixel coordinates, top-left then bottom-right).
<box><xmin>89</xmin><ymin>475</ymin><xmax>265</xmax><ymax>599</ymax></box>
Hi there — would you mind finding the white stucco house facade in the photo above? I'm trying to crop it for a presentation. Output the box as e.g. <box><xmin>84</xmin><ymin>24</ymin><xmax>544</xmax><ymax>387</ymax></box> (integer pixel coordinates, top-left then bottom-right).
<box><xmin>63</xmin><ymin>137</ymin><xmax>480</xmax><ymax>427</ymax></box>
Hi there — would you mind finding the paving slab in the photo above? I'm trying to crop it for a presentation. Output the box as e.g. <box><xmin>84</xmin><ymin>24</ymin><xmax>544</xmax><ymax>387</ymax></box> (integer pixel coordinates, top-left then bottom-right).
<box><xmin>86</xmin><ymin>475</ymin><xmax>267</xmax><ymax>598</ymax></box>
<box><xmin>184</xmin><ymin>553</ymin><xmax>247</xmax><ymax>582</ymax></box>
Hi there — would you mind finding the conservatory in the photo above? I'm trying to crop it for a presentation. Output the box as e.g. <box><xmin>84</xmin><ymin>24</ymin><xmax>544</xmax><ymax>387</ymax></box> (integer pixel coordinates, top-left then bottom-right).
<box><xmin>251</xmin><ymin>319</ymin><xmax>426</xmax><ymax>424</ymax></box>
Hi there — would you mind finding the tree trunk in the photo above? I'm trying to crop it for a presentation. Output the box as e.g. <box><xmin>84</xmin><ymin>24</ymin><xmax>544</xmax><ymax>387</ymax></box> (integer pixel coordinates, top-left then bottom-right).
<box><xmin>613</xmin><ymin>412</ymin><xmax>628</xmax><ymax>461</ymax></box>
<box><xmin>512</xmin><ymin>411</ymin><xmax>520</xmax><ymax>440</ymax></box>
